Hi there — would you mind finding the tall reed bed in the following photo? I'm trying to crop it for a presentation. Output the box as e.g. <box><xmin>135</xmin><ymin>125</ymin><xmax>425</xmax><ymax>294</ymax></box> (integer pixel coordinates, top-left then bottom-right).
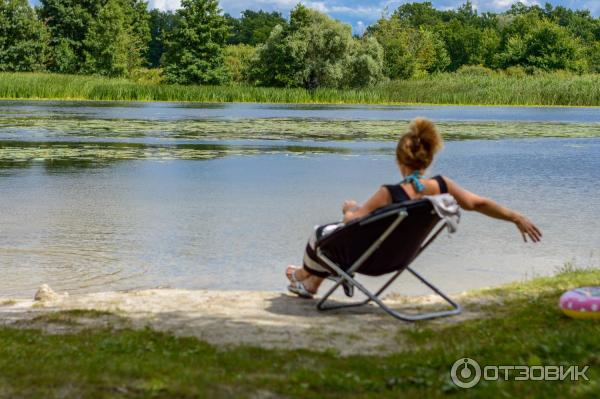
<box><xmin>1</xmin><ymin>72</ymin><xmax>600</xmax><ymax>106</ymax></box>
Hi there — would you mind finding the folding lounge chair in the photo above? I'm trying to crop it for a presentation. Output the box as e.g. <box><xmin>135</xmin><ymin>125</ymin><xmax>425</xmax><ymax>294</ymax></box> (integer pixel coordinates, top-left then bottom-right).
<box><xmin>314</xmin><ymin>197</ymin><xmax>462</xmax><ymax>321</ymax></box>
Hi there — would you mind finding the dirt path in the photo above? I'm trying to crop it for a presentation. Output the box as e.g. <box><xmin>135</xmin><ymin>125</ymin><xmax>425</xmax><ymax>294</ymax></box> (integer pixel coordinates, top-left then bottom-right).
<box><xmin>0</xmin><ymin>286</ymin><xmax>485</xmax><ymax>355</ymax></box>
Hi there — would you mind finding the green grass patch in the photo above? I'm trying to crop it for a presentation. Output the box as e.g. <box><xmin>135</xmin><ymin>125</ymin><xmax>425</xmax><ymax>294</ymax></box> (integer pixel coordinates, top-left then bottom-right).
<box><xmin>2</xmin><ymin>72</ymin><xmax>600</xmax><ymax>106</ymax></box>
<box><xmin>0</xmin><ymin>269</ymin><xmax>599</xmax><ymax>397</ymax></box>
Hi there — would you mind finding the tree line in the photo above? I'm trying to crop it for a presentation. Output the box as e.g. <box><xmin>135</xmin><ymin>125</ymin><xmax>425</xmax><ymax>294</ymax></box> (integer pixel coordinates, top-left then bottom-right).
<box><xmin>1</xmin><ymin>0</ymin><xmax>599</xmax><ymax>88</ymax></box>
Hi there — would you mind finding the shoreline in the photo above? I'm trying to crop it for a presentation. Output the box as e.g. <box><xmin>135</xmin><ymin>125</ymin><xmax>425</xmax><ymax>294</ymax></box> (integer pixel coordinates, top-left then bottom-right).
<box><xmin>3</xmin><ymin>96</ymin><xmax>600</xmax><ymax>109</ymax></box>
<box><xmin>1</xmin><ymin>287</ymin><xmax>474</xmax><ymax>356</ymax></box>
<box><xmin>1</xmin><ymin>268</ymin><xmax>597</xmax><ymax>356</ymax></box>
<box><xmin>2</xmin><ymin>72</ymin><xmax>600</xmax><ymax>108</ymax></box>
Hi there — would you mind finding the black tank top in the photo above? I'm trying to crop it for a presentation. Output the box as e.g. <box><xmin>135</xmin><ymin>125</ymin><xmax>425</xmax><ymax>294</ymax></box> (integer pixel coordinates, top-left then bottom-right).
<box><xmin>383</xmin><ymin>175</ymin><xmax>448</xmax><ymax>203</ymax></box>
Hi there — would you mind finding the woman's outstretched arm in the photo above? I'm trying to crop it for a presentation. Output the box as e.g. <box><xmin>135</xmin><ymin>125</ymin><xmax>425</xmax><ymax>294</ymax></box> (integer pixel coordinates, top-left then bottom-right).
<box><xmin>445</xmin><ymin>177</ymin><xmax>542</xmax><ymax>243</ymax></box>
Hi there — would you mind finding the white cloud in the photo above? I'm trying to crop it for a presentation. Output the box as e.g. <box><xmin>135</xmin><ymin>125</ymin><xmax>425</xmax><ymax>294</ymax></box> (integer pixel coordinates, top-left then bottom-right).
<box><xmin>490</xmin><ymin>0</ymin><xmax>539</xmax><ymax>8</ymax></box>
<box><xmin>355</xmin><ymin>20</ymin><xmax>366</xmax><ymax>35</ymax></box>
<box><xmin>148</xmin><ymin>0</ymin><xmax>181</xmax><ymax>11</ymax></box>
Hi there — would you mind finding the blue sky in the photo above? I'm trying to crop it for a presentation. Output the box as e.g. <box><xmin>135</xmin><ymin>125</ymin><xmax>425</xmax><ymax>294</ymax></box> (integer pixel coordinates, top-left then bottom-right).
<box><xmin>29</xmin><ymin>1</ymin><xmax>600</xmax><ymax>34</ymax></box>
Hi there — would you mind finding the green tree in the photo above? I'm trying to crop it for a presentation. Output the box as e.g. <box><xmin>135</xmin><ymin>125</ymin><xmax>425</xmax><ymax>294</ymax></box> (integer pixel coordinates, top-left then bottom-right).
<box><xmin>248</xmin><ymin>4</ymin><xmax>378</xmax><ymax>89</ymax></box>
<box><xmin>39</xmin><ymin>0</ymin><xmax>96</xmax><ymax>73</ymax></box>
<box><xmin>83</xmin><ymin>0</ymin><xmax>134</xmax><ymax>76</ymax></box>
<box><xmin>392</xmin><ymin>1</ymin><xmax>442</xmax><ymax>28</ymax></box>
<box><xmin>343</xmin><ymin>36</ymin><xmax>385</xmax><ymax>87</ymax></box>
<box><xmin>162</xmin><ymin>0</ymin><xmax>230</xmax><ymax>85</ymax></box>
<box><xmin>39</xmin><ymin>0</ymin><xmax>149</xmax><ymax>74</ymax></box>
<box><xmin>147</xmin><ymin>9</ymin><xmax>178</xmax><ymax>68</ymax></box>
<box><xmin>370</xmin><ymin>16</ymin><xmax>449</xmax><ymax>79</ymax></box>
<box><xmin>245</xmin><ymin>24</ymin><xmax>303</xmax><ymax>87</ymax></box>
<box><xmin>438</xmin><ymin>19</ymin><xmax>484</xmax><ymax>70</ymax></box>
<box><xmin>588</xmin><ymin>41</ymin><xmax>600</xmax><ymax>73</ymax></box>
<box><xmin>223</xmin><ymin>44</ymin><xmax>256</xmax><ymax>83</ymax></box>
<box><xmin>416</xmin><ymin>28</ymin><xmax>451</xmax><ymax>74</ymax></box>
<box><xmin>498</xmin><ymin>18</ymin><xmax>584</xmax><ymax>72</ymax></box>
<box><xmin>227</xmin><ymin>10</ymin><xmax>287</xmax><ymax>46</ymax></box>
<box><xmin>370</xmin><ymin>17</ymin><xmax>417</xmax><ymax>79</ymax></box>
<box><xmin>0</xmin><ymin>0</ymin><xmax>48</xmax><ymax>71</ymax></box>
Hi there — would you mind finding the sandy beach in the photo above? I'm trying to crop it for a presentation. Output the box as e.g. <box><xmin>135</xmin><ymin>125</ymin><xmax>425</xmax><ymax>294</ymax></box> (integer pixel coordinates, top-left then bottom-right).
<box><xmin>0</xmin><ymin>285</ymin><xmax>484</xmax><ymax>356</ymax></box>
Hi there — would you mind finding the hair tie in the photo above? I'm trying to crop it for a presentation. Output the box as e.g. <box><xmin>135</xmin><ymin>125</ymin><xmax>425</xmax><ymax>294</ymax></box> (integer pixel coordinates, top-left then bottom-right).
<box><xmin>402</xmin><ymin>171</ymin><xmax>425</xmax><ymax>193</ymax></box>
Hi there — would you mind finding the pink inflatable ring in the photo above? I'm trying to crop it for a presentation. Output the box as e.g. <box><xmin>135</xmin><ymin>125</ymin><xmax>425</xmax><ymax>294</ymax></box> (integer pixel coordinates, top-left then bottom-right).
<box><xmin>559</xmin><ymin>287</ymin><xmax>600</xmax><ymax>320</ymax></box>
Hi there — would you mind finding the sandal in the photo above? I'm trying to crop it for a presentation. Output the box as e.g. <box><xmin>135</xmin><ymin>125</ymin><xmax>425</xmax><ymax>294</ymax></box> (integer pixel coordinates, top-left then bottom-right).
<box><xmin>286</xmin><ymin>265</ymin><xmax>302</xmax><ymax>284</ymax></box>
<box><xmin>287</xmin><ymin>281</ymin><xmax>316</xmax><ymax>299</ymax></box>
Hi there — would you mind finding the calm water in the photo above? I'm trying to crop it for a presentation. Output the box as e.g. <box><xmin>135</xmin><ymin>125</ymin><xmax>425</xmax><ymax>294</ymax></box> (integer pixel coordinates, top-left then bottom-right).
<box><xmin>0</xmin><ymin>101</ymin><xmax>599</xmax><ymax>297</ymax></box>
<box><xmin>2</xmin><ymin>100</ymin><xmax>600</xmax><ymax>122</ymax></box>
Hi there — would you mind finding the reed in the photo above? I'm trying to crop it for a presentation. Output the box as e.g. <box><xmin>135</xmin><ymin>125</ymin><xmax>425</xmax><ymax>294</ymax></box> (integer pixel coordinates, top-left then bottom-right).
<box><xmin>1</xmin><ymin>72</ymin><xmax>600</xmax><ymax>106</ymax></box>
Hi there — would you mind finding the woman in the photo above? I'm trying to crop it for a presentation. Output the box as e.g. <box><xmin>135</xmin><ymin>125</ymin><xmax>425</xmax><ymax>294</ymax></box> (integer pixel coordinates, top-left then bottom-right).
<box><xmin>286</xmin><ymin>118</ymin><xmax>542</xmax><ymax>298</ymax></box>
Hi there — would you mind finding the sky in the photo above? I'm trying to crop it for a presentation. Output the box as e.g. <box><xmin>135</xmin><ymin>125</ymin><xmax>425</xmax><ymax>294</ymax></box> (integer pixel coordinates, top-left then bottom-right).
<box><xmin>29</xmin><ymin>1</ymin><xmax>600</xmax><ymax>34</ymax></box>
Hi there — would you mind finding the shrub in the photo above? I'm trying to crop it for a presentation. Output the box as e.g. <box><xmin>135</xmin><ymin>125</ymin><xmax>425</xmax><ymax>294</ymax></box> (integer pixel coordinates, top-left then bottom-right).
<box><xmin>503</xmin><ymin>66</ymin><xmax>527</xmax><ymax>77</ymax></box>
<box><xmin>455</xmin><ymin>65</ymin><xmax>495</xmax><ymax>76</ymax></box>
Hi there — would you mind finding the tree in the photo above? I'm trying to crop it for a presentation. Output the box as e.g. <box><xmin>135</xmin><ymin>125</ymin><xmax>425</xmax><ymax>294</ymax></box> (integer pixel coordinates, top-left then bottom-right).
<box><xmin>588</xmin><ymin>41</ymin><xmax>600</xmax><ymax>73</ymax></box>
<box><xmin>83</xmin><ymin>0</ymin><xmax>135</xmax><ymax>76</ymax></box>
<box><xmin>343</xmin><ymin>36</ymin><xmax>385</xmax><ymax>88</ymax></box>
<box><xmin>162</xmin><ymin>0</ymin><xmax>230</xmax><ymax>85</ymax></box>
<box><xmin>246</xmin><ymin>24</ymin><xmax>303</xmax><ymax>87</ymax></box>
<box><xmin>498</xmin><ymin>18</ymin><xmax>584</xmax><ymax>72</ymax></box>
<box><xmin>39</xmin><ymin>0</ymin><xmax>149</xmax><ymax>74</ymax></box>
<box><xmin>370</xmin><ymin>17</ymin><xmax>418</xmax><ymax>79</ymax></box>
<box><xmin>147</xmin><ymin>9</ymin><xmax>178</xmax><ymax>68</ymax></box>
<box><xmin>438</xmin><ymin>19</ymin><xmax>484</xmax><ymax>70</ymax></box>
<box><xmin>227</xmin><ymin>10</ymin><xmax>286</xmax><ymax>46</ymax></box>
<box><xmin>0</xmin><ymin>0</ymin><xmax>48</xmax><ymax>71</ymax></box>
<box><xmin>392</xmin><ymin>1</ymin><xmax>442</xmax><ymax>28</ymax></box>
<box><xmin>248</xmin><ymin>4</ymin><xmax>381</xmax><ymax>89</ymax></box>
<box><xmin>223</xmin><ymin>44</ymin><xmax>256</xmax><ymax>83</ymax></box>
<box><xmin>370</xmin><ymin>16</ymin><xmax>449</xmax><ymax>79</ymax></box>
<box><xmin>39</xmin><ymin>0</ymin><xmax>96</xmax><ymax>73</ymax></box>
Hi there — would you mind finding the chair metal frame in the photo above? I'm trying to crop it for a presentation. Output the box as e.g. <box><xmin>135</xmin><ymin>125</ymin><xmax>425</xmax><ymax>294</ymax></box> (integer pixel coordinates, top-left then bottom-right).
<box><xmin>315</xmin><ymin>208</ymin><xmax>462</xmax><ymax>321</ymax></box>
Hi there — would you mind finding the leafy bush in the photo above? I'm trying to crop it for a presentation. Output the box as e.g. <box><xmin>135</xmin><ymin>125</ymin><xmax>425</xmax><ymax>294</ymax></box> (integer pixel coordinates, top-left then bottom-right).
<box><xmin>223</xmin><ymin>44</ymin><xmax>256</xmax><ymax>83</ymax></box>
<box><xmin>502</xmin><ymin>66</ymin><xmax>527</xmax><ymax>77</ymax></box>
<box><xmin>456</xmin><ymin>65</ymin><xmax>495</xmax><ymax>77</ymax></box>
<box><xmin>128</xmin><ymin>68</ymin><xmax>164</xmax><ymax>84</ymax></box>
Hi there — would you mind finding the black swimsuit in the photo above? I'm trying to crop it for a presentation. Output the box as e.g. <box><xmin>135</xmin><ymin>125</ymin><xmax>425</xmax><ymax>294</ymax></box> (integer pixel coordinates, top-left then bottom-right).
<box><xmin>383</xmin><ymin>175</ymin><xmax>448</xmax><ymax>203</ymax></box>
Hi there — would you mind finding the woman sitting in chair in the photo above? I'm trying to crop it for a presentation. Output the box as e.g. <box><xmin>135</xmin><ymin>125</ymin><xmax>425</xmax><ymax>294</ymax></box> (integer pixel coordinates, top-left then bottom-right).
<box><xmin>286</xmin><ymin>117</ymin><xmax>541</xmax><ymax>298</ymax></box>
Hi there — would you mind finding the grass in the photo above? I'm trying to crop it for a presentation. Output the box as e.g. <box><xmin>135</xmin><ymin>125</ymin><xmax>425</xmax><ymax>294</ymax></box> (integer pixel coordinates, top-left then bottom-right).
<box><xmin>2</xmin><ymin>72</ymin><xmax>600</xmax><ymax>106</ymax></box>
<box><xmin>0</xmin><ymin>269</ymin><xmax>599</xmax><ymax>398</ymax></box>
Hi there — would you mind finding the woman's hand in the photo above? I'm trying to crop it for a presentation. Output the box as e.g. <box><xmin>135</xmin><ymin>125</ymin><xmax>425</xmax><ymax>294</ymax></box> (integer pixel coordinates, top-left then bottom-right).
<box><xmin>513</xmin><ymin>213</ymin><xmax>542</xmax><ymax>243</ymax></box>
<box><xmin>342</xmin><ymin>200</ymin><xmax>358</xmax><ymax>214</ymax></box>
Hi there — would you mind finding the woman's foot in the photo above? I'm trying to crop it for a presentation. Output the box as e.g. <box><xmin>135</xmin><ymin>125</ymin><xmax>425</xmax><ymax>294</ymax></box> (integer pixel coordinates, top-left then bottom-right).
<box><xmin>285</xmin><ymin>265</ymin><xmax>311</xmax><ymax>283</ymax></box>
<box><xmin>287</xmin><ymin>280</ymin><xmax>316</xmax><ymax>299</ymax></box>
<box><xmin>287</xmin><ymin>274</ymin><xmax>324</xmax><ymax>298</ymax></box>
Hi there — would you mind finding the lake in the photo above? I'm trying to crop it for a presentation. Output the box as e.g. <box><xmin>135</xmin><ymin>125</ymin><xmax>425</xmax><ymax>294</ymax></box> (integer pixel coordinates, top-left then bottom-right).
<box><xmin>0</xmin><ymin>101</ymin><xmax>599</xmax><ymax>297</ymax></box>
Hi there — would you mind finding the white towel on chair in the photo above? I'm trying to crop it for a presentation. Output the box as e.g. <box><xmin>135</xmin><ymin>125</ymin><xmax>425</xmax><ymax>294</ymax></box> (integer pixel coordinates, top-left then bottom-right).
<box><xmin>425</xmin><ymin>194</ymin><xmax>461</xmax><ymax>233</ymax></box>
